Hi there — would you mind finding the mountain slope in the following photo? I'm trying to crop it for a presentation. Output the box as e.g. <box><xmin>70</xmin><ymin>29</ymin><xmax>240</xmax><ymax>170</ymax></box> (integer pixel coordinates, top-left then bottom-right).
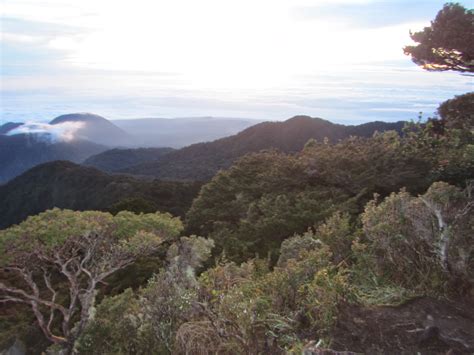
<box><xmin>83</xmin><ymin>147</ymin><xmax>175</xmax><ymax>173</ymax></box>
<box><xmin>0</xmin><ymin>161</ymin><xmax>202</xmax><ymax>229</ymax></box>
<box><xmin>50</xmin><ymin>113</ymin><xmax>132</xmax><ymax>146</ymax></box>
<box><xmin>0</xmin><ymin>134</ymin><xmax>107</xmax><ymax>183</ymax></box>
<box><xmin>121</xmin><ymin>116</ymin><xmax>406</xmax><ymax>181</ymax></box>
<box><xmin>0</xmin><ymin>113</ymin><xmax>136</xmax><ymax>183</ymax></box>
<box><xmin>0</xmin><ymin>122</ymin><xmax>23</xmax><ymax>135</ymax></box>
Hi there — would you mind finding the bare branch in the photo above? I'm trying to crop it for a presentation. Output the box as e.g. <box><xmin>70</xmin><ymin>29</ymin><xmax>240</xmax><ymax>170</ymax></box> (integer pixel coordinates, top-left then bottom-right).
<box><xmin>42</xmin><ymin>269</ymin><xmax>59</xmax><ymax>335</ymax></box>
<box><xmin>0</xmin><ymin>296</ymin><xmax>29</xmax><ymax>304</ymax></box>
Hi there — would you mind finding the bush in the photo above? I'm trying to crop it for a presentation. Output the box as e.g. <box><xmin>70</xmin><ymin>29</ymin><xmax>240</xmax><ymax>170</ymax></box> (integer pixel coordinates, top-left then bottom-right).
<box><xmin>361</xmin><ymin>182</ymin><xmax>473</xmax><ymax>294</ymax></box>
<box><xmin>76</xmin><ymin>289</ymin><xmax>156</xmax><ymax>355</ymax></box>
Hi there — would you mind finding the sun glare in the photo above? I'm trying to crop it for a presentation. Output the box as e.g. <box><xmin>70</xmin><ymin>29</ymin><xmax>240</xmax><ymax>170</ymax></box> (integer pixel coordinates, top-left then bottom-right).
<box><xmin>29</xmin><ymin>0</ymin><xmax>423</xmax><ymax>90</ymax></box>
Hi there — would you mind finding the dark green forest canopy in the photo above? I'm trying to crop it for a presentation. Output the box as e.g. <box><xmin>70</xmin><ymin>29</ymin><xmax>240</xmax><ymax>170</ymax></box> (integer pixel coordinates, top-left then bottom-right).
<box><xmin>185</xmin><ymin>118</ymin><xmax>473</xmax><ymax>262</ymax></box>
<box><xmin>83</xmin><ymin>147</ymin><xmax>175</xmax><ymax>173</ymax></box>
<box><xmin>0</xmin><ymin>161</ymin><xmax>202</xmax><ymax>229</ymax></box>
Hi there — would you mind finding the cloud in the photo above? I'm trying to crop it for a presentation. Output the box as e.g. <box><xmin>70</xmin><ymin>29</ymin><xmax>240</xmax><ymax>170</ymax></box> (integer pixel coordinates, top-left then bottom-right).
<box><xmin>291</xmin><ymin>0</ymin><xmax>447</xmax><ymax>28</ymax></box>
<box><xmin>0</xmin><ymin>0</ymin><xmax>469</xmax><ymax>125</ymax></box>
<box><xmin>7</xmin><ymin>121</ymin><xmax>85</xmax><ymax>142</ymax></box>
<box><xmin>0</xmin><ymin>17</ymin><xmax>82</xmax><ymax>38</ymax></box>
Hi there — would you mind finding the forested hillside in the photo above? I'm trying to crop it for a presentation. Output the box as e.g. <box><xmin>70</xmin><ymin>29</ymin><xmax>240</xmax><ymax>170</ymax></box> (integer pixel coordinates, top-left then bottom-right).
<box><xmin>0</xmin><ymin>134</ymin><xmax>107</xmax><ymax>183</ymax></box>
<box><xmin>121</xmin><ymin>116</ymin><xmax>405</xmax><ymax>181</ymax></box>
<box><xmin>0</xmin><ymin>161</ymin><xmax>201</xmax><ymax>229</ymax></box>
<box><xmin>83</xmin><ymin>147</ymin><xmax>175</xmax><ymax>173</ymax></box>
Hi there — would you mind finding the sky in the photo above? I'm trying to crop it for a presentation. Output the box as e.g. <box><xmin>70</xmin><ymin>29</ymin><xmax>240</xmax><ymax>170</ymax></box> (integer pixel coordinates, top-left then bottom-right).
<box><xmin>0</xmin><ymin>0</ymin><xmax>472</xmax><ymax>124</ymax></box>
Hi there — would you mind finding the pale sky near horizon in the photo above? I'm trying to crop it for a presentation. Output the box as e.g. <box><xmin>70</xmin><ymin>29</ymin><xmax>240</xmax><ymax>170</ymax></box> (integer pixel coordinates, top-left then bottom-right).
<box><xmin>1</xmin><ymin>0</ymin><xmax>472</xmax><ymax>124</ymax></box>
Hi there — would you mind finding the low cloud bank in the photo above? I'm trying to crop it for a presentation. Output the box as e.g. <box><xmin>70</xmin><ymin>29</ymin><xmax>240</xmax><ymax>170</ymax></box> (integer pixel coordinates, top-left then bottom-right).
<box><xmin>7</xmin><ymin>121</ymin><xmax>85</xmax><ymax>143</ymax></box>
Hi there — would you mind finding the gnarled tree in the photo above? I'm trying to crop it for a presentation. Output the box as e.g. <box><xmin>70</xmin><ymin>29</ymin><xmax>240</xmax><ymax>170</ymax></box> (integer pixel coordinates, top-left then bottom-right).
<box><xmin>0</xmin><ymin>208</ymin><xmax>182</xmax><ymax>353</ymax></box>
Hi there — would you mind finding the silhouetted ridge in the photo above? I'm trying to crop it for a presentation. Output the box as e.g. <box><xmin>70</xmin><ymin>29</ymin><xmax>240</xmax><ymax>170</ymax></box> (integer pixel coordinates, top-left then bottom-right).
<box><xmin>50</xmin><ymin>113</ymin><xmax>131</xmax><ymax>147</ymax></box>
<box><xmin>0</xmin><ymin>122</ymin><xmax>24</xmax><ymax>135</ymax></box>
<box><xmin>120</xmin><ymin>116</ymin><xmax>406</xmax><ymax>181</ymax></box>
<box><xmin>50</xmin><ymin>113</ymin><xmax>110</xmax><ymax>124</ymax></box>
<box><xmin>0</xmin><ymin>134</ymin><xmax>107</xmax><ymax>183</ymax></box>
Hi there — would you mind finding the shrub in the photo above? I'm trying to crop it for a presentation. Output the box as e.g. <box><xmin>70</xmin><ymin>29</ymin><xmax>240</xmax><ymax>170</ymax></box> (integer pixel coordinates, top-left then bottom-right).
<box><xmin>362</xmin><ymin>182</ymin><xmax>473</xmax><ymax>294</ymax></box>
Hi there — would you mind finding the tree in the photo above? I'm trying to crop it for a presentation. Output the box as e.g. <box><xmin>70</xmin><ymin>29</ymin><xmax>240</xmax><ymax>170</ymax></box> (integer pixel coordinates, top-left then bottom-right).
<box><xmin>437</xmin><ymin>92</ymin><xmax>474</xmax><ymax>130</ymax></box>
<box><xmin>403</xmin><ymin>3</ymin><xmax>474</xmax><ymax>73</ymax></box>
<box><xmin>76</xmin><ymin>236</ymin><xmax>214</xmax><ymax>355</ymax></box>
<box><xmin>0</xmin><ymin>208</ymin><xmax>182</xmax><ymax>353</ymax></box>
<box><xmin>185</xmin><ymin>150</ymin><xmax>351</xmax><ymax>262</ymax></box>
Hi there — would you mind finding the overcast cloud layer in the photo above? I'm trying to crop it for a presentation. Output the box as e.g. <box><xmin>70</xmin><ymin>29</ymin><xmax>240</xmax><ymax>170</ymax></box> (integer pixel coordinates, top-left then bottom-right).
<box><xmin>1</xmin><ymin>0</ymin><xmax>472</xmax><ymax>124</ymax></box>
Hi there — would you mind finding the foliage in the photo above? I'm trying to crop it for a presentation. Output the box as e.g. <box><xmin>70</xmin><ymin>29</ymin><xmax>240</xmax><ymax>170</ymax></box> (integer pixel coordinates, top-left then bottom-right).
<box><xmin>78</xmin><ymin>231</ymin><xmax>355</xmax><ymax>354</ymax></box>
<box><xmin>0</xmin><ymin>161</ymin><xmax>202</xmax><ymax>229</ymax></box>
<box><xmin>186</xmin><ymin>126</ymin><xmax>465</xmax><ymax>264</ymax></box>
<box><xmin>10</xmin><ymin>183</ymin><xmax>473</xmax><ymax>354</ymax></box>
<box><xmin>2</xmin><ymin>81</ymin><xmax>474</xmax><ymax>353</ymax></box>
<box><xmin>70</xmin><ymin>179</ymin><xmax>473</xmax><ymax>354</ymax></box>
<box><xmin>0</xmin><ymin>209</ymin><xmax>182</xmax><ymax>352</ymax></box>
<box><xmin>300</xmin><ymin>131</ymin><xmax>433</xmax><ymax>196</ymax></box>
<box><xmin>402</xmin><ymin>104</ymin><xmax>474</xmax><ymax>186</ymax></box>
<box><xmin>297</xmin><ymin>267</ymin><xmax>353</xmax><ymax>338</ymax></box>
<box><xmin>83</xmin><ymin>147</ymin><xmax>174</xmax><ymax>173</ymax></box>
<box><xmin>3</xmin><ymin>5</ymin><xmax>474</xmax><ymax>350</ymax></box>
<box><xmin>75</xmin><ymin>289</ymin><xmax>156</xmax><ymax>355</ymax></box>
<box><xmin>438</xmin><ymin>91</ymin><xmax>474</xmax><ymax>132</ymax></box>
<box><xmin>107</xmin><ymin>197</ymin><xmax>159</xmax><ymax>215</ymax></box>
<box><xmin>142</xmin><ymin>236</ymin><xmax>214</xmax><ymax>352</ymax></box>
<box><xmin>404</xmin><ymin>3</ymin><xmax>474</xmax><ymax>72</ymax></box>
<box><xmin>76</xmin><ymin>236</ymin><xmax>214</xmax><ymax>354</ymax></box>
<box><xmin>186</xmin><ymin>150</ymin><xmax>352</xmax><ymax>262</ymax></box>
<box><xmin>122</xmin><ymin>116</ymin><xmax>405</xmax><ymax>181</ymax></box>
<box><xmin>175</xmin><ymin>236</ymin><xmax>354</xmax><ymax>353</ymax></box>
<box><xmin>361</xmin><ymin>182</ymin><xmax>473</xmax><ymax>293</ymax></box>
<box><xmin>315</xmin><ymin>212</ymin><xmax>355</xmax><ymax>263</ymax></box>
<box><xmin>277</xmin><ymin>230</ymin><xmax>322</xmax><ymax>267</ymax></box>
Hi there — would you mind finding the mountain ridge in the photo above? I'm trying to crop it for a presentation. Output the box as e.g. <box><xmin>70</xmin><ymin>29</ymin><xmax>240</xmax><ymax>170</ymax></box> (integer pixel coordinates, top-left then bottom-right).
<box><xmin>50</xmin><ymin>113</ymin><xmax>132</xmax><ymax>147</ymax></box>
<box><xmin>119</xmin><ymin>115</ymin><xmax>406</xmax><ymax>181</ymax></box>
<box><xmin>0</xmin><ymin>122</ymin><xmax>24</xmax><ymax>135</ymax></box>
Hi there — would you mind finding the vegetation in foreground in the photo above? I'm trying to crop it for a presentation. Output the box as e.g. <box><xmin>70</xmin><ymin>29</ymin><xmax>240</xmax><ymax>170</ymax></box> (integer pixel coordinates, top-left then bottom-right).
<box><xmin>0</xmin><ymin>3</ymin><xmax>473</xmax><ymax>354</ymax></box>
<box><xmin>1</xmin><ymin>88</ymin><xmax>472</xmax><ymax>353</ymax></box>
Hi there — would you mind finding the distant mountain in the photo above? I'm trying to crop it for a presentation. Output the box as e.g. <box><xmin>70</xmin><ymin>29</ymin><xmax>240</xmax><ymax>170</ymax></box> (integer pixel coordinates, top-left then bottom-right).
<box><xmin>51</xmin><ymin>113</ymin><xmax>132</xmax><ymax>147</ymax></box>
<box><xmin>121</xmin><ymin>116</ymin><xmax>406</xmax><ymax>181</ymax></box>
<box><xmin>112</xmin><ymin>117</ymin><xmax>262</xmax><ymax>148</ymax></box>
<box><xmin>83</xmin><ymin>147</ymin><xmax>175</xmax><ymax>173</ymax></box>
<box><xmin>0</xmin><ymin>134</ymin><xmax>107</xmax><ymax>183</ymax></box>
<box><xmin>0</xmin><ymin>113</ymin><xmax>137</xmax><ymax>183</ymax></box>
<box><xmin>0</xmin><ymin>122</ymin><xmax>23</xmax><ymax>135</ymax></box>
<box><xmin>0</xmin><ymin>161</ymin><xmax>202</xmax><ymax>229</ymax></box>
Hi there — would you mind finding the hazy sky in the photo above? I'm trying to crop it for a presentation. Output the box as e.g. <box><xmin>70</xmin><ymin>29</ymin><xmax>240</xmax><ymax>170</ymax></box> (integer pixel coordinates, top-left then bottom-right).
<box><xmin>1</xmin><ymin>0</ymin><xmax>472</xmax><ymax>124</ymax></box>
